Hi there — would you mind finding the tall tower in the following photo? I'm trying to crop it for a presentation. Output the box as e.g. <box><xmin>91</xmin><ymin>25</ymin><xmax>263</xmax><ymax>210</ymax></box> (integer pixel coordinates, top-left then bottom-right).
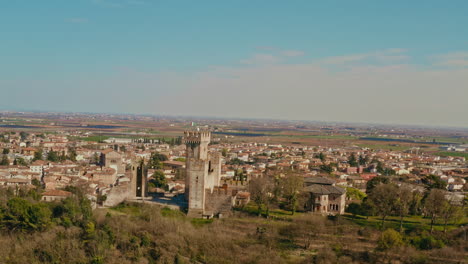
<box><xmin>184</xmin><ymin>131</ymin><xmax>217</xmax><ymax>218</ymax></box>
<box><xmin>131</xmin><ymin>160</ymin><xmax>148</xmax><ymax>198</ymax></box>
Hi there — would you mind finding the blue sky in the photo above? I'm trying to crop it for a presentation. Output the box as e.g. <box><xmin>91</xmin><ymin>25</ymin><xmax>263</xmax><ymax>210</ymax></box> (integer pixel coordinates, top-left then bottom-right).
<box><xmin>1</xmin><ymin>0</ymin><xmax>468</xmax><ymax>127</ymax></box>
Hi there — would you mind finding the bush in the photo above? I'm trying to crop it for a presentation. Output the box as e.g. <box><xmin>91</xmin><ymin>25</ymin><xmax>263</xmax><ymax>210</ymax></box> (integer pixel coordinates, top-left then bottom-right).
<box><xmin>376</xmin><ymin>229</ymin><xmax>404</xmax><ymax>251</ymax></box>
<box><xmin>410</xmin><ymin>232</ymin><xmax>445</xmax><ymax>250</ymax></box>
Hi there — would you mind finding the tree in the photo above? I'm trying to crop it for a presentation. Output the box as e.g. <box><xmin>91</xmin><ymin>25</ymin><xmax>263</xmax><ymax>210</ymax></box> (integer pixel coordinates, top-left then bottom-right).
<box><xmin>360</xmin><ymin>197</ymin><xmax>376</xmax><ymax>219</ymax></box>
<box><xmin>283</xmin><ymin>215</ymin><xmax>325</xmax><ymax>249</ymax></box>
<box><xmin>358</xmin><ymin>155</ymin><xmax>369</xmax><ymax>165</ymax></box>
<box><xmin>248</xmin><ymin>176</ymin><xmax>274</xmax><ymax>217</ymax></box>
<box><xmin>422</xmin><ymin>175</ymin><xmax>447</xmax><ymax>190</ymax></box>
<box><xmin>376</xmin><ymin>229</ymin><xmax>404</xmax><ymax>251</ymax></box>
<box><xmin>226</xmin><ymin>158</ymin><xmax>244</xmax><ymax>166</ymax></box>
<box><xmin>348</xmin><ymin>153</ymin><xmax>358</xmax><ymax>167</ymax></box>
<box><xmin>280</xmin><ymin>174</ymin><xmax>304</xmax><ymax>215</ymax></box>
<box><xmin>150</xmin><ymin>170</ymin><xmax>168</xmax><ymax>190</ymax></box>
<box><xmin>346</xmin><ymin>187</ymin><xmax>366</xmax><ymax>201</ymax></box>
<box><xmin>97</xmin><ymin>194</ymin><xmax>107</xmax><ymax>206</ymax></box>
<box><xmin>424</xmin><ymin>189</ymin><xmax>446</xmax><ymax>233</ymax></box>
<box><xmin>47</xmin><ymin>151</ymin><xmax>59</xmax><ymax>162</ymax></box>
<box><xmin>31</xmin><ymin>178</ymin><xmax>43</xmax><ymax>190</ymax></box>
<box><xmin>366</xmin><ymin>176</ymin><xmax>390</xmax><ymax>193</ymax></box>
<box><xmin>440</xmin><ymin>197</ymin><xmax>464</xmax><ymax>233</ymax></box>
<box><xmin>68</xmin><ymin>148</ymin><xmax>77</xmax><ymax>162</ymax></box>
<box><xmin>0</xmin><ymin>155</ymin><xmax>9</xmax><ymax>166</ymax></box>
<box><xmin>33</xmin><ymin>149</ymin><xmax>43</xmax><ymax>161</ymax></box>
<box><xmin>346</xmin><ymin>203</ymin><xmax>361</xmax><ymax>219</ymax></box>
<box><xmin>2</xmin><ymin>148</ymin><xmax>9</xmax><ymax>155</ymax></box>
<box><xmin>1</xmin><ymin>197</ymin><xmax>52</xmax><ymax>232</ymax></box>
<box><xmin>319</xmin><ymin>164</ymin><xmax>333</xmax><ymax>174</ymax></box>
<box><xmin>409</xmin><ymin>190</ymin><xmax>424</xmax><ymax>215</ymax></box>
<box><xmin>394</xmin><ymin>185</ymin><xmax>413</xmax><ymax>232</ymax></box>
<box><xmin>19</xmin><ymin>131</ymin><xmax>29</xmax><ymax>141</ymax></box>
<box><xmin>15</xmin><ymin>157</ymin><xmax>28</xmax><ymax>166</ymax></box>
<box><xmin>149</xmin><ymin>152</ymin><xmax>168</xmax><ymax>169</ymax></box>
<box><xmin>221</xmin><ymin>148</ymin><xmax>228</xmax><ymax>157</ymax></box>
<box><xmin>317</xmin><ymin>152</ymin><xmax>326</xmax><ymax>162</ymax></box>
<box><xmin>367</xmin><ymin>183</ymin><xmax>398</xmax><ymax>229</ymax></box>
<box><xmin>91</xmin><ymin>153</ymin><xmax>99</xmax><ymax>165</ymax></box>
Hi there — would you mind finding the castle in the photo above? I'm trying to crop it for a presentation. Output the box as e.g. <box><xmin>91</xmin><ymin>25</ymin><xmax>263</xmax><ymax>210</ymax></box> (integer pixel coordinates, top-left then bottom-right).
<box><xmin>183</xmin><ymin>131</ymin><xmax>224</xmax><ymax>218</ymax></box>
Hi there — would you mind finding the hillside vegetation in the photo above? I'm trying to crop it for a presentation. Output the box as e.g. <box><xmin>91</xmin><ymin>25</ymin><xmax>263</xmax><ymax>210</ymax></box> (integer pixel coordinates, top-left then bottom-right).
<box><xmin>0</xmin><ymin>185</ymin><xmax>466</xmax><ymax>264</ymax></box>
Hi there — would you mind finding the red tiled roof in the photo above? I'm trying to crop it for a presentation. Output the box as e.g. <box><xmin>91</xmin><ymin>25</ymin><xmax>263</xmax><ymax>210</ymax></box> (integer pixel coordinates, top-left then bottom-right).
<box><xmin>42</xmin><ymin>190</ymin><xmax>73</xmax><ymax>197</ymax></box>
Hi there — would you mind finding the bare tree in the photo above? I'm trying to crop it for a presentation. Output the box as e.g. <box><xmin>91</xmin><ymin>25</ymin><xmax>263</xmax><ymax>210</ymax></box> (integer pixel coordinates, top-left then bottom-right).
<box><xmin>248</xmin><ymin>176</ymin><xmax>274</xmax><ymax>217</ymax></box>
<box><xmin>281</xmin><ymin>214</ymin><xmax>325</xmax><ymax>249</ymax></box>
<box><xmin>441</xmin><ymin>197</ymin><xmax>464</xmax><ymax>234</ymax></box>
<box><xmin>280</xmin><ymin>174</ymin><xmax>304</xmax><ymax>215</ymax></box>
<box><xmin>367</xmin><ymin>183</ymin><xmax>398</xmax><ymax>229</ymax></box>
<box><xmin>394</xmin><ymin>185</ymin><xmax>413</xmax><ymax>232</ymax></box>
<box><xmin>424</xmin><ymin>189</ymin><xmax>446</xmax><ymax>233</ymax></box>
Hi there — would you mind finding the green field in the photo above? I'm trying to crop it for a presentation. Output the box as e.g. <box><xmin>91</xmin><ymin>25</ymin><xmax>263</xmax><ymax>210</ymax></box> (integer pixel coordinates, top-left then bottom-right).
<box><xmin>435</xmin><ymin>151</ymin><xmax>468</xmax><ymax>159</ymax></box>
<box><xmin>357</xmin><ymin>143</ymin><xmax>411</xmax><ymax>151</ymax></box>
<box><xmin>68</xmin><ymin>135</ymin><xmax>110</xmax><ymax>142</ymax></box>
<box><xmin>344</xmin><ymin>214</ymin><xmax>468</xmax><ymax>233</ymax></box>
<box><xmin>279</xmin><ymin>134</ymin><xmax>357</xmax><ymax>140</ymax></box>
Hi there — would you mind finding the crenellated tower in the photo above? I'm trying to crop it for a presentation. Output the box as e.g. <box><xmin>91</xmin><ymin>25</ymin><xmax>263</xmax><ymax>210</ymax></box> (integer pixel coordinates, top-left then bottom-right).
<box><xmin>183</xmin><ymin>130</ymin><xmax>222</xmax><ymax>218</ymax></box>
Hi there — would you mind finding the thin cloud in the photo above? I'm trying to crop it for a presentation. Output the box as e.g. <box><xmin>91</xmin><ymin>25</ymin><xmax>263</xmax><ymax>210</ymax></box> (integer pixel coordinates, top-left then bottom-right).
<box><xmin>241</xmin><ymin>48</ymin><xmax>305</xmax><ymax>65</ymax></box>
<box><xmin>431</xmin><ymin>51</ymin><xmax>468</xmax><ymax>68</ymax></box>
<box><xmin>319</xmin><ymin>49</ymin><xmax>409</xmax><ymax>66</ymax></box>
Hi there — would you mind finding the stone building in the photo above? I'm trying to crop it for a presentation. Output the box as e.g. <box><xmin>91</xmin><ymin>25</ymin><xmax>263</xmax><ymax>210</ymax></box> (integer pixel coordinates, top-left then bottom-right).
<box><xmin>131</xmin><ymin>160</ymin><xmax>148</xmax><ymax>198</ymax></box>
<box><xmin>302</xmin><ymin>177</ymin><xmax>346</xmax><ymax>215</ymax></box>
<box><xmin>184</xmin><ymin>131</ymin><xmax>225</xmax><ymax>218</ymax></box>
<box><xmin>42</xmin><ymin>189</ymin><xmax>72</xmax><ymax>202</ymax></box>
<box><xmin>102</xmin><ymin>161</ymin><xmax>147</xmax><ymax>207</ymax></box>
<box><xmin>100</xmin><ymin>149</ymin><xmax>125</xmax><ymax>174</ymax></box>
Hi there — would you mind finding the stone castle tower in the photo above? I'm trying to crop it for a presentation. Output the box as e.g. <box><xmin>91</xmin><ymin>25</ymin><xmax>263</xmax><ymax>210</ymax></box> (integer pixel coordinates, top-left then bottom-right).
<box><xmin>183</xmin><ymin>131</ymin><xmax>222</xmax><ymax>218</ymax></box>
<box><xmin>131</xmin><ymin>160</ymin><xmax>148</xmax><ymax>198</ymax></box>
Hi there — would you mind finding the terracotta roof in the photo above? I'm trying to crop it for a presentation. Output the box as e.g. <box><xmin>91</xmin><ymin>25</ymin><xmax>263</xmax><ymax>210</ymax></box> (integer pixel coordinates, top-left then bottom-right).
<box><xmin>304</xmin><ymin>177</ymin><xmax>335</xmax><ymax>185</ymax></box>
<box><xmin>163</xmin><ymin>161</ymin><xmax>185</xmax><ymax>166</ymax></box>
<box><xmin>42</xmin><ymin>190</ymin><xmax>73</xmax><ymax>197</ymax></box>
<box><xmin>101</xmin><ymin>149</ymin><xmax>116</xmax><ymax>154</ymax></box>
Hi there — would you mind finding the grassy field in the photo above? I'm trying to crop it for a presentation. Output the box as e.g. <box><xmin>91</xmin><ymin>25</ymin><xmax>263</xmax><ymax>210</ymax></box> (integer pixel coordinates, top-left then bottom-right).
<box><xmin>343</xmin><ymin>214</ymin><xmax>468</xmax><ymax>233</ymax></box>
<box><xmin>239</xmin><ymin>202</ymin><xmax>304</xmax><ymax>220</ymax></box>
<box><xmin>68</xmin><ymin>135</ymin><xmax>110</xmax><ymax>142</ymax></box>
<box><xmin>356</xmin><ymin>143</ymin><xmax>412</xmax><ymax>151</ymax></box>
<box><xmin>423</xmin><ymin>137</ymin><xmax>468</xmax><ymax>144</ymax></box>
<box><xmin>435</xmin><ymin>151</ymin><xmax>468</xmax><ymax>159</ymax></box>
<box><xmin>277</xmin><ymin>134</ymin><xmax>357</xmax><ymax>140</ymax></box>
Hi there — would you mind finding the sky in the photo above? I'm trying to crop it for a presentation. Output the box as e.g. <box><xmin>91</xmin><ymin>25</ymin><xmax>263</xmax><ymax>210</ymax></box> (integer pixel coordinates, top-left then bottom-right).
<box><xmin>1</xmin><ymin>0</ymin><xmax>468</xmax><ymax>127</ymax></box>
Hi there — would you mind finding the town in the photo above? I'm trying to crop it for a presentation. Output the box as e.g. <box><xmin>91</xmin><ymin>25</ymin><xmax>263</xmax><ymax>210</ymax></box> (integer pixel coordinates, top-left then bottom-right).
<box><xmin>0</xmin><ymin>111</ymin><xmax>466</xmax><ymax>263</ymax></box>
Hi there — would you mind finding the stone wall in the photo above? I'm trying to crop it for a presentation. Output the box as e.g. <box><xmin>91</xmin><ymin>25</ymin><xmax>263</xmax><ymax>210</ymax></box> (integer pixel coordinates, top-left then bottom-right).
<box><xmin>204</xmin><ymin>187</ymin><xmax>233</xmax><ymax>217</ymax></box>
<box><xmin>103</xmin><ymin>182</ymin><xmax>132</xmax><ymax>207</ymax></box>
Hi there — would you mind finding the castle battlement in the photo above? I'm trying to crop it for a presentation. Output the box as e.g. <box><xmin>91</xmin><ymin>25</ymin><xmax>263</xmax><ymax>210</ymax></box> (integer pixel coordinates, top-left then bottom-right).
<box><xmin>183</xmin><ymin>131</ymin><xmax>211</xmax><ymax>145</ymax></box>
<box><xmin>184</xmin><ymin>130</ymin><xmax>224</xmax><ymax>218</ymax></box>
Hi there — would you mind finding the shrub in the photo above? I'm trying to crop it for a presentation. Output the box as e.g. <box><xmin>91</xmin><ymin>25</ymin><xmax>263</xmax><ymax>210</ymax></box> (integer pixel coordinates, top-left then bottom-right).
<box><xmin>376</xmin><ymin>229</ymin><xmax>404</xmax><ymax>251</ymax></box>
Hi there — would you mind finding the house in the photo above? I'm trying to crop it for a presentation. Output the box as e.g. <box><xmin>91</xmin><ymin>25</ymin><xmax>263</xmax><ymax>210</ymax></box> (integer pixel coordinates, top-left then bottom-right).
<box><xmin>302</xmin><ymin>177</ymin><xmax>346</xmax><ymax>214</ymax></box>
<box><xmin>42</xmin><ymin>189</ymin><xmax>73</xmax><ymax>202</ymax></box>
<box><xmin>233</xmin><ymin>191</ymin><xmax>250</xmax><ymax>207</ymax></box>
<box><xmin>100</xmin><ymin>149</ymin><xmax>125</xmax><ymax>174</ymax></box>
<box><xmin>163</xmin><ymin>160</ymin><xmax>185</xmax><ymax>172</ymax></box>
